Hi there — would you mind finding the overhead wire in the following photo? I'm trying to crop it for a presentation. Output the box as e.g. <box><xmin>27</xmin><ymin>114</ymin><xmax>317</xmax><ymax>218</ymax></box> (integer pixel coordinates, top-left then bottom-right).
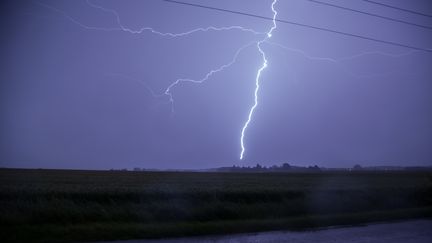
<box><xmin>162</xmin><ymin>0</ymin><xmax>432</xmax><ymax>52</ymax></box>
<box><xmin>305</xmin><ymin>0</ymin><xmax>432</xmax><ymax>30</ymax></box>
<box><xmin>362</xmin><ymin>0</ymin><xmax>432</xmax><ymax>18</ymax></box>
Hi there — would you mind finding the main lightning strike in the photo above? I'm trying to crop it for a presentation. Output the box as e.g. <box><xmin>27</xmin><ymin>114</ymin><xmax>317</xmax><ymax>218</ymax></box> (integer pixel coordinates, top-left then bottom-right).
<box><xmin>239</xmin><ymin>0</ymin><xmax>278</xmax><ymax>160</ymax></box>
<box><xmin>36</xmin><ymin>0</ymin><xmax>420</xmax><ymax>161</ymax></box>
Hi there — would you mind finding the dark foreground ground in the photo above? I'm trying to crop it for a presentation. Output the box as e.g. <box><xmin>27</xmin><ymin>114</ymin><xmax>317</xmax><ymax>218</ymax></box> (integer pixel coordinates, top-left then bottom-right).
<box><xmin>102</xmin><ymin>220</ymin><xmax>432</xmax><ymax>243</ymax></box>
<box><xmin>0</xmin><ymin>169</ymin><xmax>431</xmax><ymax>242</ymax></box>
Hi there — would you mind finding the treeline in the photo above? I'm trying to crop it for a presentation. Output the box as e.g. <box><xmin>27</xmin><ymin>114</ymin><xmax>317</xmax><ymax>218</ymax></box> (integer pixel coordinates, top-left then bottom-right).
<box><xmin>216</xmin><ymin>163</ymin><xmax>321</xmax><ymax>172</ymax></box>
<box><xmin>216</xmin><ymin>164</ymin><xmax>432</xmax><ymax>173</ymax></box>
<box><xmin>111</xmin><ymin>164</ymin><xmax>432</xmax><ymax>172</ymax></box>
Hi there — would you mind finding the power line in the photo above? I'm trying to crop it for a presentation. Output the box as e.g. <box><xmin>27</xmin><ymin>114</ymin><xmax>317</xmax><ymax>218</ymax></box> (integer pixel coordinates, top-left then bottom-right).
<box><xmin>306</xmin><ymin>0</ymin><xmax>432</xmax><ymax>30</ymax></box>
<box><xmin>162</xmin><ymin>0</ymin><xmax>432</xmax><ymax>52</ymax></box>
<box><xmin>362</xmin><ymin>0</ymin><xmax>432</xmax><ymax>18</ymax></box>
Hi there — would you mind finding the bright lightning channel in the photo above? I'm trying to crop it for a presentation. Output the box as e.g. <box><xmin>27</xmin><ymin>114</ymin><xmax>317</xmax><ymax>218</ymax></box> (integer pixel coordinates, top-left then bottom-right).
<box><xmin>239</xmin><ymin>0</ymin><xmax>278</xmax><ymax>160</ymax></box>
<box><xmin>37</xmin><ymin>0</ymin><xmax>418</xmax><ymax>161</ymax></box>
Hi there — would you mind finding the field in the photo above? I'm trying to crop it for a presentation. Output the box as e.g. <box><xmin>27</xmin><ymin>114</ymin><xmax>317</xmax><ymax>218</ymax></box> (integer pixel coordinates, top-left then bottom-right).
<box><xmin>1</xmin><ymin>169</ymin><xmax>431</xmax><ymax>242</ymax></box>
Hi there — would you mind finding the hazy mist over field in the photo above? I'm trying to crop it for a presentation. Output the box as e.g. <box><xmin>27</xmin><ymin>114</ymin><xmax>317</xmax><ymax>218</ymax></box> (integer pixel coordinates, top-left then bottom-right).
<box><xmin>1</xmin><ymin>0</ymin><xmax>431</xmax><ymax>169</ymax></box>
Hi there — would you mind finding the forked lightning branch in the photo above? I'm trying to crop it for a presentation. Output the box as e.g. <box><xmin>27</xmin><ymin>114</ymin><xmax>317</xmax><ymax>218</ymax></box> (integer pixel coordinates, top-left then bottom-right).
<box><xmin>38</xmin><ymin>0</ymin><xmax>419</xmax><ymax>161</ymax></box>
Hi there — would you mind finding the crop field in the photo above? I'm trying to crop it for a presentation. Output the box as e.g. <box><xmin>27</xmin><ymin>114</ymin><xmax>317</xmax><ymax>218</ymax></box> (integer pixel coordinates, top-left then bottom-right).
<box><xmin>1</xmin><ymin>169</ymin><xmax>431</xmax><ymax>242</ymax></box>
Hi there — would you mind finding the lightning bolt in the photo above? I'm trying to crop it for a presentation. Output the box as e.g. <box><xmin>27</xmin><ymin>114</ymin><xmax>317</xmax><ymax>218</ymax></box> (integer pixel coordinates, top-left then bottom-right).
<box><xmin>267</xmin><ymin>40</ymin><xmax>417</xmax><ymax>63</ymax></box>
<box><xmin>35</xmin><ymin>0</ymin><xmax>423</xmax><ymax>163</ymax></box>
<box><xmin>104</xmin><ymin>42</ymin><xmax>257</xmax><ymax>115</ymax></box>
<box><xmin>267</xmin><ymin>41</ymin><xmax>420</xmax><ymax>78</ymax></box>
<box><xmin>164</xmin><ymin>41</ymin><xmax>257</xmax><ymax>114</ymax></box>
<box><xmin>36</xmin><ymin>1</ymin><xmax>265</xmax><ymax>36</ymax></box>
<box><xmin>36</xmin><ymin>0</ymin><xmax>264</xmax><ymax>113</ymax></box>
<box><xmin>239</xmin><ymin>0</ymin><xmax>278</xmax><ymax>160</ymax></box>
<box><xmin>86</xmin><ymin>0</ymin><xmax>265</xmax><ymax>36</ymax></box>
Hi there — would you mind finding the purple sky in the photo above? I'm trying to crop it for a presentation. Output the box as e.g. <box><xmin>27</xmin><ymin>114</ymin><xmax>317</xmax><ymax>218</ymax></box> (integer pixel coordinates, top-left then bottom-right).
<box><xmin>1</xmin><ymin>0</ymin><xmax>432</xmax><ymax>169</ymax></box>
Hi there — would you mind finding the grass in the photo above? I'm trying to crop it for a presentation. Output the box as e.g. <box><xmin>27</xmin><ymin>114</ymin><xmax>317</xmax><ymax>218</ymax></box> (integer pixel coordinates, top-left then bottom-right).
<box><xmin>0</xmin><ymin>169</ymin><xmax>431</xmax><ymax>242</ymax></box>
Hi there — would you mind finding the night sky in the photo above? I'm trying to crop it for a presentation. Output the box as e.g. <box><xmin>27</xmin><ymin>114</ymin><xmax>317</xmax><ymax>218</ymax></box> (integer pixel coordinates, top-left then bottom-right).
<box><xmin>1</xmin><ymin>0</ymin><xmax>431</xmax><ymax>170</ymax></box>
